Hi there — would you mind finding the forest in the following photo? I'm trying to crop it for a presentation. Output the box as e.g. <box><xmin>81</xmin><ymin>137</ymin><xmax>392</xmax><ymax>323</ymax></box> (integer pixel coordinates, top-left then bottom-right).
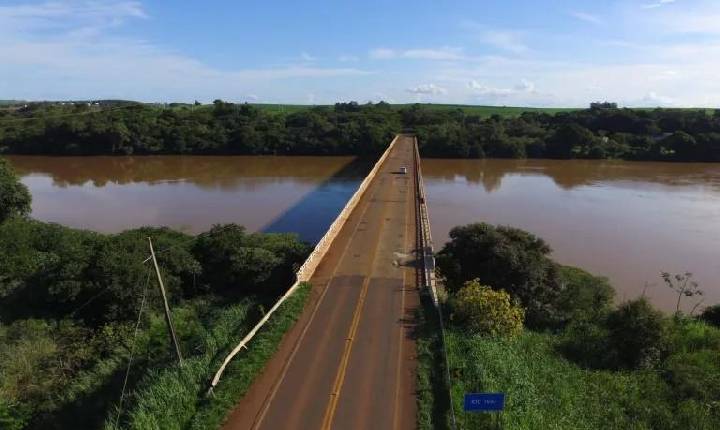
<box><xmin>1</xmin><ymin>101</ymin><xmax>720</xmax><ymax>161</ymax></box>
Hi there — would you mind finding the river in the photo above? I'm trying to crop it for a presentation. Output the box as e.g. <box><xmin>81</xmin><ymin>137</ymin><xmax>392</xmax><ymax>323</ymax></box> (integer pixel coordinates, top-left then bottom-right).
<box><xmin>7</xmin><ymin>155</ymin><xmax>720</xmax><ymax>312</ymax></box>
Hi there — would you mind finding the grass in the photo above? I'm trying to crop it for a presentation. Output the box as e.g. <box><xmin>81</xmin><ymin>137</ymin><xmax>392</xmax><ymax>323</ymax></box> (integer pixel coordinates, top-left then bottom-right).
<box><xmin>433</xmin><ymin>329</ymin><xmax>717</xmax><ymax>430</ymax></box>
<box><xmin>416</xmin><ymin>290</ymin><xmax>453</xmax><ymax>430</ymax></box>
<box><xmin>393</xmin><ymin>104</ymin><xmax>579</xmax><ymax>117</ymax></box>
<box><xmin>107</xmin><ymin>282</ymin><xmax>311</xmax><ymax>430</ymax></box>
<box><xmin>188</xmin><ymin>282</ymin><xmax>310</xmax><ymax>429</ymax></box>
<box><xmin>248</xmin><ymin>103</ymin><xmax>578</xmax><ymax>117</ymax></box>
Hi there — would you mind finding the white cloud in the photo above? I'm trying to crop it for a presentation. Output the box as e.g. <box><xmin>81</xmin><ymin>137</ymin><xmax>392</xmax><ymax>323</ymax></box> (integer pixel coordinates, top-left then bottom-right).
<box><xmin>639</xmin><ymin>91</ymin><xmax>675</xmax><ymax>106</ymax></box>
<box><xmin>570</xmin><ymin>11</ymin><xmax>603</xmax><ymax>25</ymax></box>
<box><xmin>369</xmin><ymin>48</ymin><xmax>396</xmax><ymax>59</ymax></box>
<box><xmin>467</xmin><ymin>79</ymin><xmax>537</xmax><ymax>98</ymax></box>
<box><xmin>642</xmin><ymin>0</ymin><xmax>676</xmax><ymax>10</ymax></box>
<box><xmin>402</xmin><ymin>48</ymin><xmax>464</xmax><ymax>60</ymax></box>
<box><xmin>369</xmin><ymin>47</ymin><xmax>464</xmax><ymax>61</ymax></box>
<box><xmin>406</xmin><ymin>83</ymin><xmax>447</xmax><ymax>95</ymax></box>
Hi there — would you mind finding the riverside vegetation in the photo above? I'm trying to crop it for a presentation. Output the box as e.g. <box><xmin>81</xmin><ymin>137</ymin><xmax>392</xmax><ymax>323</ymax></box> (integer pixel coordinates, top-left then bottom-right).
<box><xmin>418</xmin><ymin>223</ymin><xmax>720</xmax><ymax>430</ymax></box>
<box><xmin>1</xmin><ymin>101</ymin><xmax>720</xmax><ymax>161</ymax></box>
<box><xmin>0</xmin><ymin>159</ymin><xmax>312</xmax><ymax>429</ymax></box>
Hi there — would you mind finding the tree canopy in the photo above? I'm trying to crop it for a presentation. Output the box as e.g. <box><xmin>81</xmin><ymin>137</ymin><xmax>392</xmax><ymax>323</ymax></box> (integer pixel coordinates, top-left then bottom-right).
<box><xmin>1</xmin><ymin>102</ymin><xmax>719</xmax><ymax>161</ymax></box>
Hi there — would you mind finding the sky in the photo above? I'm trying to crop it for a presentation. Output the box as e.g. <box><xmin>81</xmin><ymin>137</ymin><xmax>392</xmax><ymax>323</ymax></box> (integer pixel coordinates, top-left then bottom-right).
<box><xmin>1</xmin><ymin>0</ymin><xmax>719</xmax><ymax>107</ymax></box>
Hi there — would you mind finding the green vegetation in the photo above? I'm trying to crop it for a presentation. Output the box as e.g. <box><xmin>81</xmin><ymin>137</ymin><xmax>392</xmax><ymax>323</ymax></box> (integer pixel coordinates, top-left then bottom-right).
<box><xmin>0</xmin><ymin>158</ymin><xmax>31</xmax><ymax>222</ymax></box>
<box><xmin>0</xmin><ymin>160</ymin><xmax>311</xmax><ymax>429</ymax></box>
<box><xmin>421</xmin><ymin>222</ymin><xmax>720</xmax><ymax>429</ymax></box>
<box><xmin>2</xmin><ymin>101</ymin><xmax>720</xmax><ymax>161</ymax></box>
<box><xmin>109</xmin><ymin>282</ymin><xmax>311</xmax><ymax>430</ymax></box>
<box><xmin>450</xmin><ymin>280</ymin><xmax>524</xmax><ymax>338</ymax></box>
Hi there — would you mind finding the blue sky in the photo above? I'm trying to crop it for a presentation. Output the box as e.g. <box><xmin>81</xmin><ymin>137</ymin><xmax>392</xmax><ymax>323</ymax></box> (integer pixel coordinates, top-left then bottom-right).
<box><xmin>1</xmin><ymin>0</ymin><xmax>719</xmax><ymax>107</ymax></box>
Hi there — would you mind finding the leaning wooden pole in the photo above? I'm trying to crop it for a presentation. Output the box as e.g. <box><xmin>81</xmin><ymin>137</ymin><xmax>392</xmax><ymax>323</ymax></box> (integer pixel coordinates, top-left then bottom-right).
<box><xmin>148</xmin><ymin>237</ymin><xmax>183</xmax><ymax>365</ymax></box>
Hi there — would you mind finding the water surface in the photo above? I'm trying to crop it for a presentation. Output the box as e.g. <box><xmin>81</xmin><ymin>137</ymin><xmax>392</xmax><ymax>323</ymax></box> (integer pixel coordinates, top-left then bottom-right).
<box><xmin>8</xmin><ymin>155</ymin><xmax>720</xmax><ymax>311</ymax></box>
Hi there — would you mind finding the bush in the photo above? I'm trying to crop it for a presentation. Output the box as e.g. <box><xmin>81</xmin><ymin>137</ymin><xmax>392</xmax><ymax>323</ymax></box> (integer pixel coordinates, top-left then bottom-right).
<box><xmin>0</xmin><ymin>157</ymin><xmax>31</xmax><ymax>223</ymax></box>
<box><xmin>437</xmin><ymin>223</ymin><xmax>561</xmax><ymax>328</ymax></box>
<box><xmin>607</xmin><ymin>298</ymin><xmax>668</xmax><ymax>369</ymax></box>
<box><xmin>192</xmin><ymin>224</ymin><xmax>309</xmax><ymax>296</ymax></box>
<box><xmin>664</xmin><ymin>350</ymin><xmax>720</xmax><ymax>402</ymax></box>
<box><xmin>700</xmin><ymin>304</ymin><xmax>720</xmax><ymax>327</ymax></box>
<box><xmin>450</xmin><ymin>280</ymin><xmax>524</xmax><ymax>338</ymax></box>
<box><xmin>560</xmin><ymin>317</ymin><xmax>616</xmax><ymax>369</ymax></box>
<box><xmin>556</xmin><ymin>266</ymin><xmax>614</xmax><ymax>324</ymax></box>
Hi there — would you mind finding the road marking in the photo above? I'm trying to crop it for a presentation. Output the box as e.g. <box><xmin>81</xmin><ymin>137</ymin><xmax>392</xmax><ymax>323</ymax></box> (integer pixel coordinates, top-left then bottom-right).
<box><xmin>392</xmin><ymin>145</ymin><xmax>416</xmax><ymax>430</ymax></box>
<box><xmin>320</xmin><ymin>147</ymin><xmax>399</xmax><ymax>430</ymax></box>
<box><xmin>251</xmin><ymin>146</ymin><xmax>396</xmax><ymax>430</ymax></box>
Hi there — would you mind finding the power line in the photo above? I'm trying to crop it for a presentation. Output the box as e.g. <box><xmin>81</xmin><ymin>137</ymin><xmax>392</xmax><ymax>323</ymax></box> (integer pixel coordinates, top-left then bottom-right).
<box><xmin>114</xmin><ymin>268</ymin><xmax>152</xmax><ymax>428</ymax></box>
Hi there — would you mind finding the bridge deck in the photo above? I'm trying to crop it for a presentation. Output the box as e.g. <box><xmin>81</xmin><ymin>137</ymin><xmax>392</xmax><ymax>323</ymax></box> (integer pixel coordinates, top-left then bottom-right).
<box><xmin>224</xmin><ymin>135</ymin><xmax>419</xmax><ymax>430</ymax></box>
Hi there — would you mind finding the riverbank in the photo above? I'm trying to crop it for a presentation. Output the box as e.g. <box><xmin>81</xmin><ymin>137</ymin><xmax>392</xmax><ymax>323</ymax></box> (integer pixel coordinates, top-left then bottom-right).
<box><xmin>416</xmin><ymin>222</ymin><xmax>720</xmax><ymax>429</ymax></box>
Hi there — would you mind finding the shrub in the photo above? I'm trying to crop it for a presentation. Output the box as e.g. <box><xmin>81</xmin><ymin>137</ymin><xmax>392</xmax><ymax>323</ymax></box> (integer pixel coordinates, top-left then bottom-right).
<box><xmin>0</xmin><ymin>157</ymin><xmax>31</xmax><ymax>223</ymax></box>
<box><xmin>664</xmin><ymin>350</ymin><xmax>720</xmax><ymax>402</ymax></box>
<box><xmin>450</xmin><ymin>280</ymin><xmax>524</xmax><ymax>338</ymax></box>
<box><xmin>192</xmin><ymin>224</ymin><xmax>308</xmax><ymax>296</ymax></box>
<box><xmin>437</xmin><ymin>223</ymin><xmax>561</xmax><ymax>328</ymax></box>
<box><xmin>606</xmin><ymin>298</ymin><xmax>668</xmax><ymax>369</ymax></box>
<box><xmin>559</xmin><ymin>317</ymin><xmax>616</xmax><ymax>369</ymax></box>
<box><xmin>700</xmin><ymin>304</ymin><xmax>720</xmax><ymax>327</ymax></box>
<box><xmin>667</xmin><ymin>318</ymin><xmax>720</xmax><ymax>354</ymax></box>
<box><xmin>556</xmin><ymin>266</ymin><xmax>614</xmax><ymax>324</ymax></box>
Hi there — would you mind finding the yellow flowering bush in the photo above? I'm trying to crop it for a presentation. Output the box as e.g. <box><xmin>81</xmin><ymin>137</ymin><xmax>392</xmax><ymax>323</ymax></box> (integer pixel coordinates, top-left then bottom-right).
<box><xmin>452</xmin><ymin>279</ymin><xmax>525</xmax><ymax>338</ymax></box>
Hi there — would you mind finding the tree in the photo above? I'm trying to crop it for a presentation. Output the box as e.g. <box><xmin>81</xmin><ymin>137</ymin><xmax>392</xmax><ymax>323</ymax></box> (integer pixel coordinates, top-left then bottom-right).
<box><xmin>0</xmin><ymin>158</ymin><xmax>31</xmax><ymax>223</ymax></box>
<box><xmin>437</xmin><ymin>223</ymin><xmax>562</xmax><ymax>328</ymax></box>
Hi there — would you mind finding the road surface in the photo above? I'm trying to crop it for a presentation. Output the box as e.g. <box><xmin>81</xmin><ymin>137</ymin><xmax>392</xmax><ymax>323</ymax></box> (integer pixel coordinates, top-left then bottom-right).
<box><xmin>223</xmin><ymin>135</ymin><xmax>419</xmax><ymax>430</ymax></box>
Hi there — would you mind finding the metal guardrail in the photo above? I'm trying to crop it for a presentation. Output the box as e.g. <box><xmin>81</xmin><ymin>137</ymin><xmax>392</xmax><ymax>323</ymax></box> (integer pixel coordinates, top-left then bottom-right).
<box><xmin>412</xmin><ymin>136</ymin><xmax>457</xmax><ymax>430</ymax></box>
<box><xmin>208</xmin><ymin>135</ymin><xmax>401</xmax><ymax>393</ymax></box>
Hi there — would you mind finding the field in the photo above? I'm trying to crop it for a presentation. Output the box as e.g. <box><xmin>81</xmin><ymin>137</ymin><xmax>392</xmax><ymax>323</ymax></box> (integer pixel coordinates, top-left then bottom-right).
<box><xmin>249</xmin><ymin>103</ymin><xmax>578</xmax><ymax>118</ymax></box>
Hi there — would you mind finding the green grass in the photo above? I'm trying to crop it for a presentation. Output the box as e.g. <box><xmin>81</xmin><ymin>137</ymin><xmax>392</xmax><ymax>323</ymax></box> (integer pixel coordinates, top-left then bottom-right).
<box><xmin>438</xmin><ymin>329</ymin><xmax>716</xmax><ymax>430</ymax></box>
<box><xmin>393</xmin><ymin>104</ymin><xmax>579</xmax><ymax>117</ymax></box>
<box><xmin>416</xmin><ymin>291</ymin><xmax>453</xmax><ymax>430</ymax></box>
<box><xmin>248</xmin><ymin>103</ymin><xmax>578</xmax><ymax>117</ymax></box>
<box><xmin>188</xmin><ymin>282</ymin><xmax>310</xmax><ymax>429</ymax></box>
<box><xmin>107</xmin><ymin>282</ymin><xmax>311</xmax><ymax>430</ymax></box>
<box><xmin>249</xmin><ymin>103</ymin><xmax>322</xmax><ymax>114</ymax></box>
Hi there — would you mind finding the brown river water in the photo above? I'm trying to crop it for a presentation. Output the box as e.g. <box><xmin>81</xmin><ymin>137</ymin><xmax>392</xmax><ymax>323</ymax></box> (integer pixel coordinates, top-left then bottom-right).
<box><xmin>7</xmin><ymin>155</ymin><xmax>720</xmax><ymax>312</ymax></box>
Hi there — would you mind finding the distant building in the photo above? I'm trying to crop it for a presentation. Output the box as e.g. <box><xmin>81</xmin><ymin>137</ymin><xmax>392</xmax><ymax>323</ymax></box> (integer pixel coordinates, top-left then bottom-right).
<box><xmin>590</xmin><ymin>102</ymin><xmax>618</xmax><ymax>109</ymax></box>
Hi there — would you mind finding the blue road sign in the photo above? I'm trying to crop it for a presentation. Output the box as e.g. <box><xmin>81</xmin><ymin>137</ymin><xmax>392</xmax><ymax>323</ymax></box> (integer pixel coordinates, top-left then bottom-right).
<box><xmin>464</xmin><ymin>393</ymin><xmax>505</xmax><ymax>412</ymax></box>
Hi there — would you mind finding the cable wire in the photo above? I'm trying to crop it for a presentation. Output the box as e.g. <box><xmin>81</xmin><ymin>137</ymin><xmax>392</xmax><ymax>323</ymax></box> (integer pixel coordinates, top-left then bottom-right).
<box><xmin>113</xmin><ymin>268</ymin><xmax>152</xmax><ymax>428</ymax></box>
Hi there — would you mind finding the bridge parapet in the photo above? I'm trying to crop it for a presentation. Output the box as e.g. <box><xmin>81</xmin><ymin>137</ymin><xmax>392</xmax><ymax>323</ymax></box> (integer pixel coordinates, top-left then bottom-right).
<box><xmin>413</xmin><ymin>136</ymin><xmax>439</xmax><ymax>306</ymax></box>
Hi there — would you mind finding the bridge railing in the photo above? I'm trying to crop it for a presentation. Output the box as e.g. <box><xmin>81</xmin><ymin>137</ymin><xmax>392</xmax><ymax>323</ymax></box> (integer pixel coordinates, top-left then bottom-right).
<box><xmin>208</xmin><ymin>134</ymin><xmax>401</xmax><ymax>392</ymax></box>
<box><xmin>413</xmin><ymin>136</ymin><xmax>458</xmax><ymax>429</ymax></box>
<box><xmin>413</xmin><ymin>137</ymin><xmax>439</xmax><ymax>305</ymax></box>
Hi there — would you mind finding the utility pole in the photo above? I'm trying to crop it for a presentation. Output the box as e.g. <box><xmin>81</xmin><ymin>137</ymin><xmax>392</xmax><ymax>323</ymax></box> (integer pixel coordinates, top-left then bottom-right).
<box><xmin>148</xmin><ymin>237</ymin><xmax>183</xmax><ymax>365</ymax></box>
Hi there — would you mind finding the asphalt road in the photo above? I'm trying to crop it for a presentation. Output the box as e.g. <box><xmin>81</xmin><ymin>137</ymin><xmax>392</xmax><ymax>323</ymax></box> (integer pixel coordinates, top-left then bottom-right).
<box><xmin>223</xmin><ymin>135</ymin><xmax>419</xmax><ymax>430</ymax></box>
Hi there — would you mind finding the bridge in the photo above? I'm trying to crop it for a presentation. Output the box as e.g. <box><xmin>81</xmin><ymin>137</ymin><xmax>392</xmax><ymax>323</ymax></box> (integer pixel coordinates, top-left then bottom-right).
<box><xmin>216</xmin><ymin>134</ymin><xmax>438</xmax><ymax>430</ymax></box>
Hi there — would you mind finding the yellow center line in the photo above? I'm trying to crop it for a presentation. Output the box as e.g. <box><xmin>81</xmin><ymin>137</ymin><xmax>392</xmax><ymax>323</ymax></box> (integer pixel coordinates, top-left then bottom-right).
<box><xmin>252</xmin><ymin>146</ymin><xmax>393</xmax><ymax>430</ymax></box>
<box><xmin>392</xmin><ymin>142</ymin><xmax>415</xmax><ymax>429</ymax></box>
<box><xmin>320</xmin><ymin>154</ymin><xmax>398</xmax><ymax>430</ymax></box>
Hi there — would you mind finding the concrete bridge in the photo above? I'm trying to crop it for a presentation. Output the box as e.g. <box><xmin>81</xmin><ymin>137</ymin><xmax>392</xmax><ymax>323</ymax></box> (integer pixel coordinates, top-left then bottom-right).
<box><xmin>218</xmin><ymin>134</ymin><xmax>437</xmax><ymax>430</ymax></box>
